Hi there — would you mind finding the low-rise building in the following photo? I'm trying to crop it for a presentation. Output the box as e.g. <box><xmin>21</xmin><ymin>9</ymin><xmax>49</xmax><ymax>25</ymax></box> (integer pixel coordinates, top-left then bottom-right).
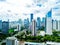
<box><xmin>6</xmin><ymin>37</ymin><xmax>19</xmax><ymax>45</ymax></box>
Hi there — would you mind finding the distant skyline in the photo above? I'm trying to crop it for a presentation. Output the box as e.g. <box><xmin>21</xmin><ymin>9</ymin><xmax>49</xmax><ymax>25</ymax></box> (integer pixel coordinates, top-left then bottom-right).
<box><xmin>0</xmin><ymin>0</ymin><xmax>60</xmax><ymax>21</ymax></box>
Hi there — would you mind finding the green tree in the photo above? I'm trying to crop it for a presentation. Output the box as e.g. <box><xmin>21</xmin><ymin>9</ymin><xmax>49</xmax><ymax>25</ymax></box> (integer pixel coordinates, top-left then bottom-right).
<box><xmin>21</xmin><ymin>26</ymin><xmax>25</xmax><ymax>31</ymax></box>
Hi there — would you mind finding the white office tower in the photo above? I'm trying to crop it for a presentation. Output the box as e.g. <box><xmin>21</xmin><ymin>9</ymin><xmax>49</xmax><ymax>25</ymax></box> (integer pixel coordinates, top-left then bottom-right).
<box><xmin>52</xmin><ymin>20</ymin><xmax>57</xmax><ymax>30</ymax></box>
<box><xmin>52</xmin><ymin>3</ymin><xmax>60</xmax><ymax>31</ymax></box>
<box><xmin>32</xmin><ymin>19</ymin><xmax>36</xmax><ymax>36</ymax></box>
<box><xmin>57</xmin><ymin>20</ymin><xmax>60</xmax><ymax>31</ymax></box>
<box><xmin>6</xmin><ymin>37</ymin><xmax>19</xmax><ymax>45</ymax></box>
<box><xmin>46</xmin><ymin>10</ymin><xmax>52</xmax><ymax>35</ymax></box>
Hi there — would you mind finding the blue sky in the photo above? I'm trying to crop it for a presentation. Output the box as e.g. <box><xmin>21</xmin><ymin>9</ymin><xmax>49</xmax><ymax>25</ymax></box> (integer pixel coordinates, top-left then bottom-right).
<box><xmin>0</xmin><ymin>0</ymin><xmax>60</xmax><ymax>21</ymax></box>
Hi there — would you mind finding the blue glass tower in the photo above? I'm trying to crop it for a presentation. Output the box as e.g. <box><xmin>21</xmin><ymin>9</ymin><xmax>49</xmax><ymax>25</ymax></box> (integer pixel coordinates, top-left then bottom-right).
<box><xmin>24</xmin><ymin>18</ymin><xmax>29</xmax><ymax>29</ymax></box>
<box><xmin>2</xmin><ymin>21</ymin><xmax>9</xmax><ymax>34</ymax></box>
<box><xmin>0</xmin><ymin>20</ymin><xmax>2</xmax><ymax>31</ymax></box>
<box><xmin>37</xmin><ymin>17</ymin><xmax>41</xmax><ymax>28</ymax></box>
<box><xmin>30</xmin><ymin>13</ymin><xmax>33</xmax><ymax>22</ymax></box>
<box><xmin>42</xmin><ymin>17</ymin><xmax>45</xmax><ymax>22</ymax></box>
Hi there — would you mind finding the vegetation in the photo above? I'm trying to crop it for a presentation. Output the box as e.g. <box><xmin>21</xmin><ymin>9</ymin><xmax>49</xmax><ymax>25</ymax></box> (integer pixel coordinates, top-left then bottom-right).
<box><xmin>20</xmin><ymin>26</ymin><xmax>25</xmax><ymax>31</ymax></box>
<box><xmin>9</xmin><ymin>28</ymin><xmax>18</xmax><ymax>36</ymax></box>
<box><xmin>1</xmin><ymin>42</ymin><xmax>6</xmax><ymax>45</ymax></box>
<box><xmin>26</xmin><ymin>30</ymin><xmax>31</xmax><ymax>35</ymax></box>
<box><xmin>9</xmin><ymin>28</ymin><xmax>14</xmax><ymax>34</ymax></box>
<box><xmin>0</xmin><ymin>28</ymin><xmax>18</xmax><ymax>42</ymax></box>
<box><xmin>15</xmin><ymin>30</ymin><xmax>60</xmax><ymax>42</ymax></box>
<box><xmin>0</xmin><ymin>33</ymin><xmax>11</xmax><ymax>42</ymax></box>
<box><xmin>52</xmin><ymin>30</ymin><xmax>60</xmax><ymax>36</ymax></box>
<box><xmin>16</xmin><ymin>35</ymin><xmax>60</xmax><ymax>42</ymax></box>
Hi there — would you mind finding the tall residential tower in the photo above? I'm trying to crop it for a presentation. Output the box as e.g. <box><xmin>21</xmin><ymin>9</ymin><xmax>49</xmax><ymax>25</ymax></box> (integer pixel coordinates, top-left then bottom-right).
<box><xmin>32</xmin><ymin>19</ymin><xmax>36</xmax><ymax>36</ymax></box>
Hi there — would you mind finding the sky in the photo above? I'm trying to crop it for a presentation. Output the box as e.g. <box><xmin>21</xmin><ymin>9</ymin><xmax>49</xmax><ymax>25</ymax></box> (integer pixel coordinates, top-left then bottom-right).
<box><xmin>0</xmin><ymin>0</ymin><xmax>60</xmax><ymax>21</ymax></box>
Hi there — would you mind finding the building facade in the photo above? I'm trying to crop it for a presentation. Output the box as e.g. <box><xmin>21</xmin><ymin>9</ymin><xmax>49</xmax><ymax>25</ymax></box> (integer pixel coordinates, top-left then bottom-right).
<box><xmin>24</xmin><ymin>18</ymin><xmax>29</xmax><ymax>29</ymax></box>
<box><xmin>57</xmin><ymin>20</ymin><xmax>60</xmax><ymax>31</ymax></box>
<box><xmin>37</xmin><ymin>17</ymin><xmax>41</xmax><ymax>29</ymax></box>
<box><xmin>32</xmin><ymin>19</ymin><xmax>36</xmax><ymax>36</ymax></box>
<box><xmin>52</xmin><ymin>20</ymin><xmax>57</xmax><ymax>30</ymax></box>
<box><xmin>0</xmin><ymin>20</ymin><xmax>2</xmax><ymax>31</ymax></box>
<box><xmin>30</xmin><ymin>13</ymin><xmax>33</xmax><ymax>22</ymax></box>
<box><xmin>6</xmin><ymin>37</ymin><xmax>19</xmax><ymax>45</ymax></box>
<box><xmin>2</xmin><ymin>21</ymin><xmax>9</xmax><ymax>34</ymax></box>
<box><xmin>46</xmin><ymin>10</ymin><xmax>52</xmax><ymax>35</ymax></box>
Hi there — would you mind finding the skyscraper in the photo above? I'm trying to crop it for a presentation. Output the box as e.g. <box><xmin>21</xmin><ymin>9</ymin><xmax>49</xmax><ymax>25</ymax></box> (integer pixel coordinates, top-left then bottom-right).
<box><xmin>18</xmin><ymin>19</ymin><xmax>22</xmax><ymax>25</ymax></box>
<box><xmin>24</xmin><ymin>18</ymin><xmax>29</xmax><ymax>29</ymax></box>
<box><xmin>46</xmin><ymin>10</ymin><xmax>52</xmax><ymax>35</ymax></box>
<box><xmin>0</xmin><ymin>20</ymin><xmax>2</xmax><ymax>31</ymax></box>
<box><xmin>32</xmin><ymin>19</ymin><xmax>36</xmax><ymax>36</ymax></box>
<box><xmin>52</xmin><ymin>4</ymin><xmax>60</xmax><ymax>31</ymax></box>
<box><xmin>17</xmin><ymin>24</ymin><xmax>21</xmax><ymax>31</ymax></box>
<box><xmin>2</xmin><ymin>21</ymin><xmax>9</xmax><ymax>34</ymax></box>
<box><xmin>52</xmin><ymin>20</ymin><xmax>60</xmax><ymax>31</ymax></box>
<box><xmin>57</xmin><ymin>20</ymin><xmax>60</xmax><ymax>31</ymax></box>
<box><xmin>52</xmin><ymin>20</ymin><xmax>57</xmax><ymax>31</ymax></box>
<box><xmin>37</xmin><ymin>17</ymin><xmax>41</xmax><ymax>29</ymax></box>
<box><xmin>30</xmin><ymin>13</ymin><xmax>33</xmax><ymax>22</ymax></box>
<box><xmin>41</xmin><ymin>17</ymin><xmax>46</xmax><ymax>27</ymax></box>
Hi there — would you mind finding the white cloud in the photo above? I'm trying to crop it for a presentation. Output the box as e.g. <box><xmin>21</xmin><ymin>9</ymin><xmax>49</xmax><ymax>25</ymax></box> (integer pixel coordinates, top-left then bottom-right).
<box><xmin>0</xmin><ymin>0</ymin><xmax>60</xmax><ymax>21</ymax></box>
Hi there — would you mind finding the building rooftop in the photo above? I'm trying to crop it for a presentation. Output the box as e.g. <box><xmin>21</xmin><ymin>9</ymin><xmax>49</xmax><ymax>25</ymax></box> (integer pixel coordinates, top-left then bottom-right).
<box><xmin>6</xmin><ymin>37</ymin><xmax>17</xmax><ymax>40</ymax></box>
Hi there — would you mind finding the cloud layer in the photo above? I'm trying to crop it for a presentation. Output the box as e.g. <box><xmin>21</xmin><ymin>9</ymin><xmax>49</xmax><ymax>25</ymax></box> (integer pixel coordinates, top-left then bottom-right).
<box><xmin>0</xmin><ymin>0</ymin><xmax>60</xmax><ymax>21</ymax></box>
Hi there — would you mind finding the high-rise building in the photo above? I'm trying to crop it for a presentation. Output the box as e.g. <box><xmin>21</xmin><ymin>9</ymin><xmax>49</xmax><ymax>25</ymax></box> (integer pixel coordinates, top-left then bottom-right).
<box><xmin>0</xmin><ymin>20</ymin><xmax>2</xmax><ymax>31</ymax></box>
<box><xmin>52</xmin><ymin>4</ymin><xmax>60</xmax><ymax>31</ymax></box>
<box><xmin>17</xmin><ymin>24</ymin><xmax>21</xmax><ymax>31</ymax></box>
<box><xmin>2</xmin><ymin>21</ymin><xmax>9</xmax><ymax>34</ymax></box>
<box><xmin>56</xmin><ymin>20</ymin><xmax>58</xmax><ymax>30</ymax></box>
<box><xmin>29</xmin><ymin>22</ymin><xmax>32</xmax><ymax>32</ymax></box>
<box><xmin>52</xmin><ymin>20</ymin><xmax>60</xmax><ymax>31</ymax></box>
<box><xmin>41</xmin><ymin>17</ymin><xmax>46</xmax><ymax>27</ymax></box>
<box><xmin>46</xmin><ymin>10</ymin><xmax>52</xmax><ymax>35</ymax></box>
<box><xmin>52</xmin><ymin>20</ymin><xmax>57</xmax><ymax>31</ymax></box>
<box><xmin>37</xmin><ymin>17</ymin><xmax>41</xmax><ymax>29</ymax></box>
<box><xmin>18</xmin><ymin>19</ymin><xmax>22</xmax><ymax>25</ymax></box>
<box><xmin>24</xmin><ymin>18</ymin><xmax>29</xmax><ymax>29</ymax></box>
<box><xmin>57</xmin><ymin>20</ymin><xmax>60</xmax><ymax>31</ymax></box>
<box><xmin>24</xmin><ymin>19</ymin><xmax>27</xmax><ymax>28</ymax></box>
<box><xmin>6</xmin><ymin>37</ymin><xmax>19</xmax><ymax>45</ymax></box>
<box><xmin>30</xmin><ymin>13</ymin><xmax>33</xmax><ymax>22</ymax></box>
<box><xmin>32</xmin><ymin>19</ymin><xmax>36</xmax><ymax>36</ymax></box>
<box><xmin>27</xmin><ymin>18</ymin><xmax>29</xmax><ymax>27</ymax></box>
